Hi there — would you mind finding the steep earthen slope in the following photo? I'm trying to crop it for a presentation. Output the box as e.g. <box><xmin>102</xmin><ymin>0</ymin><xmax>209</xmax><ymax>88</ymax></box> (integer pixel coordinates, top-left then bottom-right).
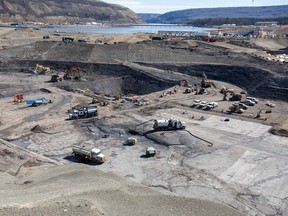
<box><xmin>0</xmin><ymin>0</ymin><xmax>144</xmax><ymax>24</ymax></box>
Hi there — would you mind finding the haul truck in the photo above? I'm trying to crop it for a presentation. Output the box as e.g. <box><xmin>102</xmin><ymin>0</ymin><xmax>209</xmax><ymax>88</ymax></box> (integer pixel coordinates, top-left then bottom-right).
<box><xmin>72</xmin><ymin>144</ymin><xmax>105</xmax><ymax>163</ymax></box>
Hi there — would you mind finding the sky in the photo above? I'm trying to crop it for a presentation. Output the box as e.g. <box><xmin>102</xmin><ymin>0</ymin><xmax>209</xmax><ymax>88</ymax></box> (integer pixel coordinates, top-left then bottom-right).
<box><xmin>103</xmin><ymin>0</ymin><xmax>288</xmax><ymax>13</ymax></box>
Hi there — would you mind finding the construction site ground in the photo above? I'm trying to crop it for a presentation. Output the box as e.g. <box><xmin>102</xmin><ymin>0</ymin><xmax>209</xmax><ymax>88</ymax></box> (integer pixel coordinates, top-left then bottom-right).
<box><xmin>0</xmin><ymin>27</ymin><xmax>288</xmax><ymax>216</ymax></box>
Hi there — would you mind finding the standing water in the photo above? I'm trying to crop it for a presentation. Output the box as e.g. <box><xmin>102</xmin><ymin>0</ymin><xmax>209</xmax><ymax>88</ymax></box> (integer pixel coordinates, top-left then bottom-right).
<box><xmin>40</xmin><ymin>24</ymin><xmax>211</xmax><ymax>34</ymax></box>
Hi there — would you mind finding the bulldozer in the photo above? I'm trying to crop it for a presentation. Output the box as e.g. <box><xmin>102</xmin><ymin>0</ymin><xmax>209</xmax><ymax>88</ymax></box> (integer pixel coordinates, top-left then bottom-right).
<box><xmin>34</xmin><ymin>64</ymin><xmax>51</xmax><ymax>74</ymax></box>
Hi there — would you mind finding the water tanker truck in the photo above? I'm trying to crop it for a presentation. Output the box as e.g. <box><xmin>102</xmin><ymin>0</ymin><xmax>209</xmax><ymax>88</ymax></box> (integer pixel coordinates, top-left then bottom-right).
<box><xmin>72</xmin><ymin>144</ymin><xmax>105</xmax><ymax>163</ymax></box>
<box><xmin>153</xmin><ymin>119</ymin><xmax>185</xmax><ymax>131</ymax></box>
<box><xmin>69</xmin><ymin>106</ymin><xmax>97</xmax><ymax>119</ymax></box>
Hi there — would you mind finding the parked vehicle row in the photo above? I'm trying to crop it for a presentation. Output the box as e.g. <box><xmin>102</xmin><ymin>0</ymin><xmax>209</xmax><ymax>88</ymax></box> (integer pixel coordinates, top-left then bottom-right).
<box><xmin>191</xmin><ymin>100</ymin><xmax>218</xmax><ymax>110</ymax></box>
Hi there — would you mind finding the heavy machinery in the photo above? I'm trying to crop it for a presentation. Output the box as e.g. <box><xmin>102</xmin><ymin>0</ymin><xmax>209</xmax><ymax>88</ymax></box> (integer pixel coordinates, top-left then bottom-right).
<box><xmin>151</xmin><ymin>34</ymin><xmax>165</xmax><ymax>40</ymax></box>
<box><xmin>26</xmin><ymin>98</ymin><xmax>52</xmax><ymax>107</ymax></box>
<box><xmin>50</xmin><ymin>74</ymin><xmax>63</xmax><ymax>82</ymax></box>
<box><xmin>50</xmin><ymin>67</ymin><xmax>81</xmax><ymax>82</ymax></box>
<box><xmin>34</xmin><ymin>64</ymin><xmax>51</xmax><ymax>74</ymax></box>
<box><xmin>229</xmin><ymin>104</ymin><xmax>244</xmax><ymax>114</ymax></box>
<box><xmin>230</xmin><ymin>93</ymin><xmax>242</xmax><ymax>101</ymax></box>
<box><xmin>13</xmin><ymin>93</ymin><xmax>24</xmax><ymax>103</ymax></box>
<box><xmin>72</xmin><ymin>144</ymin><xmax>105</xmax><ymax>163</ymax></box>
<box><xmin>221</xmin><ymin>87</ymin><xmax>235</xmax><ymax>100</ymax></box>
<box><xmin>68</xmin><ymin>106</ymin><xmax>97</xmax><ymax>119</ymax></box>
<box><xmin>146</xmin><ymin>147</ymin><xmax>156</xmax><ymax>157</ymax></box>
<box><xmin>63</xmin><ymin>67</ymin><xmax>81</xmax><ymax>80</ymax></box>
<box><xmin>201</xmin><ymin>73</ymin><xmax>216</xmax><ymax>88</ymax></box>
<box><xmin>62</xmin><ymin>36</ymin><xmax>75</xmax><ymax>43</ymax></box>
<box><xmin>91</xmin><ymin>95</ymin><xmax>109</xmax><ymax>106</ymax></box>
<box><xmin>126</xmin><ymin>137</ymin><xmax>137</xmax><ymax>145</ymax></box>
<box><xmin>153</xmin><ymin>119</ymin><xmax>185</xmax><ymax>131</ymax></box>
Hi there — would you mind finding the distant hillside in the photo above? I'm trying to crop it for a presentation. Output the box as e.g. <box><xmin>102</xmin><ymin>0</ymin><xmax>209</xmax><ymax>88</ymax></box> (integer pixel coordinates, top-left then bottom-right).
<box><xmin>137</xmin><ymin>13</ymin><xmax>161</xmax><ymax>22</ymax></box>
<box><xmin>0</xmin><ymin>0</ymin><xmax>144</xmax><ymax>24</ymax></box>
<box><xmin>140</xmin><ymin>5</ymin><xmax>288</xmax><ymax>23</ymax></box>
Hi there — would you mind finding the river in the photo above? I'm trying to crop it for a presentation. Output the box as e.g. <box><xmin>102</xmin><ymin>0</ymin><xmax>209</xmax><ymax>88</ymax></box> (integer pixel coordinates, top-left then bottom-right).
<box><xmin>40</xmin><ymin>24</ymin><xmax>211</xmax><ymax>35</ymax></box>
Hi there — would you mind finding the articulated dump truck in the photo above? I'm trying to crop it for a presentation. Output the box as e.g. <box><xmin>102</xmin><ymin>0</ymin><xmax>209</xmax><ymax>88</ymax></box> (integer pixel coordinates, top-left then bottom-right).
<box><xmin>72</xmin><ymin>144</ymin><xmax>106</xmax><ymax>163</ymax></box>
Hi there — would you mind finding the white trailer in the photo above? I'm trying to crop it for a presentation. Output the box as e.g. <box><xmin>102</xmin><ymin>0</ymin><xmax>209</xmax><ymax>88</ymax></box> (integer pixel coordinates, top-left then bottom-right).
<box><xmin>153</xmin><ymin>119</ymin><xmax>185</xmax><ymax>131</ymax></box>
<box><xmin>72</xmin><ymin>144</ymin><xmax>105</xmax><ymax>163</ymax></box>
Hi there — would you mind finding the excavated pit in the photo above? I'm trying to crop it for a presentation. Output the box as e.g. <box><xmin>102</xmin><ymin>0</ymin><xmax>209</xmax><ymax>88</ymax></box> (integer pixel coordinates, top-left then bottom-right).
<box><xmin>1</xmin><ymin>58</ymin><xmax>288</xmax><ymax>101</ymax></box>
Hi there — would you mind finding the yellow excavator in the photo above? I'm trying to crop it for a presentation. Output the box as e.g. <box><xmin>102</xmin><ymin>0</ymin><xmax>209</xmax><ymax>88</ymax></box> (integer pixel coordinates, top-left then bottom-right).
<box><xmin>34</xmin><ymin>64</ymin><xmax>51</xmax><ymax>74</ymax></box>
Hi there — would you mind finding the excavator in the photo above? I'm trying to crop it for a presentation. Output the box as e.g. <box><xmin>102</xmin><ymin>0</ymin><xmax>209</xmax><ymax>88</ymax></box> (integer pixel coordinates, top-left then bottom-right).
<box><xmin>201</xmin><ymin>73</ymin><xmax>216</xmax><ymax>88</ymax></box>
<box><xmin>63</xmin><ymin>67</ymin><xmax>81</xmax><ymax>80</ymax></box>
<box><xmin>50</xmin><ymin>67</ymin><xmax>81</xmax><ymax>82</ymax></box>
<box><xmin>34</xmin><ymin>64</ymin><xmax>51</xmax><ymax>74</ymax></box>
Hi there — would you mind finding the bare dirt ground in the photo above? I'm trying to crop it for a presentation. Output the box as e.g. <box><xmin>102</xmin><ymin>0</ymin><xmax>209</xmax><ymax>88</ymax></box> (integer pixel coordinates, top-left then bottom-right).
<box><xmin>0</xmin><ymin>27</ymin><xmax>288</xmax><ymax>215</ymax></box>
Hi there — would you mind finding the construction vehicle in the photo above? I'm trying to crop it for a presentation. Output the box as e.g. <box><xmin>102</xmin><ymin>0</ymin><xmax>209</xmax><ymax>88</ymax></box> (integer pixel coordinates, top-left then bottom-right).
<box><xmin>63</xmin><ymin>67</ymin><xmax>81</xmax><ymax>80</ymax></box>
<box><xmin>146</xmin><ymin>147</ymin><xmax>156</xmax><ymax>157</ymax></box>
<box><xmin>69</xmin><ymin>106</ymin><xmax>97</xmax><ymax>119</ymax></box>
<box><xmin>13</xmin><ymin>93</ymin><xmax>24</xmax><ymax>103</ymax></box>
<box><xmin>62</xmin><ymin>36</ymin><xmax>75</xmax><ymax>43</ymax></box>
<box><xmin>185</xmin><ymin>88</ymin><xmax>193</xmax><ymax>93</ymax></box>
<box><xmin>72</xmin><ymin>144</ymin><xmax>105</xmax><ymax>163</ymax></box>
<box><xmin>220</xmin><ymin>87</ymin><xmax>235</xmax><ymax>100</ymax></box>
<box><xmin>50</xmin><ymin>74</ymin><xmax>63</xmax><ymax>82</ymax></box>
<box><xmin>153</xmin><ymin>119</ymin><xmax>185</xmax><ymax>131</ymax></box>
<box><xmin>151</xmin><ymin>34</ymin><xmax>165</xmax><ymax>40</ymax></box>
<box><xmin>26</xmin><ymin>98</ymin><xmax>52</xmax><ymax>107</ymax></box>
<box><xmin>34</xmin><ymin>64</ymin><xmax>51</xmax><ymax>74</ymax></box>
<box><xmin>92</xmin><ymin>95</ymin><xmax>109</xmax><ymax>106</ymax></box>
<box><xmin>126</xmin><ymin>137</ymin><xmax>137</xmax><ymax>145</ymax></box>
<box><xmin>229</xmin><ymin>93</ymin><xmax>242</xmax><ymax>101</ymax></box>
<box><xmin>179</xmin><ymin>80</ymin><xmax>189</xmax><ymax>87</ymax></box>
<box><xmin>201</xmin><ymin>73</ymin><xmax>216</xmax><ymax>88</ymax></box>
<box><xmin>50</xmin><ymin>67</ymin><xmax>81</xmax><ymax>82</ymax></box>
<box><xmin>229</xmin><ymin>104</ymin><xmax>244</xmax><ymax>114</ymax></box>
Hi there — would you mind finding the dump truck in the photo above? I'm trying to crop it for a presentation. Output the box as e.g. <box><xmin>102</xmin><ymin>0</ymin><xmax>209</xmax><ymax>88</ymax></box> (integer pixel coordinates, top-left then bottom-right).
<box><xmin>26</xmin><ymin>98</ymin><xmax>52</xmax><ymax>107</ymax></box>
<box><xmin>153</xmin><ymin>119</ymin><xmax>185</xmax><ymax>131</ymax></box>
<box><xmin>69</xmin><ymin>106</ymin><xmax>97</xmax><ymax>119</ymax></box>
<box><xmin>72</xmin><ymin>144</ymin><xmax>105</xmax><ymax>163</ymax></box>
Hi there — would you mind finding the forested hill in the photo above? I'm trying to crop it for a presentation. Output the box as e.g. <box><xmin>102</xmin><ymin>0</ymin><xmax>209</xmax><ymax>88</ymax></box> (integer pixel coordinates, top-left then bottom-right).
<box><xmin>138</xmin><ymin>5</ymin><xmax>288</xmax><ymax>24</ymax></box>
